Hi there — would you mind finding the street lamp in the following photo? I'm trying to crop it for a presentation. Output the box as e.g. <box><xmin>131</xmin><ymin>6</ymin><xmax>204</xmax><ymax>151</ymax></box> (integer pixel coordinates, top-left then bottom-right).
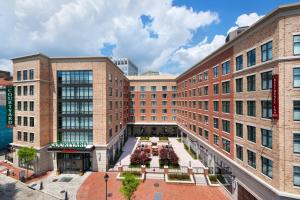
<box><xmin>104</xmin><ymin>173</ymin><xmax>109</xmax><ymax>200</ymax></box>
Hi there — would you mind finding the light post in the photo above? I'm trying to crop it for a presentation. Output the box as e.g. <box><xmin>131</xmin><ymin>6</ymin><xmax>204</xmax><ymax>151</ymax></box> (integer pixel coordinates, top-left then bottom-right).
<box><xmin>104</xmin><ymin>173</ymin><xmax>109</xmax><ymax>200</ymax></box>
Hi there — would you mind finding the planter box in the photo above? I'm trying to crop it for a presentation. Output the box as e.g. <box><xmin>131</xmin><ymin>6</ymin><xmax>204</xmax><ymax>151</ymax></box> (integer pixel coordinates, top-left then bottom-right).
<box><xmin>165</xmin><ymin>174</ymin><xmax>195</xmax><ymax>184</ymax></box>
<box><xmin>116</xmin><ymin>172</ymin><xmax>145</xmax><ymax>180</ymax></box>
<box><xmin>206</xmin><ymin>175</ymin><xmax>220</xmax><ymax>187</ymax></box>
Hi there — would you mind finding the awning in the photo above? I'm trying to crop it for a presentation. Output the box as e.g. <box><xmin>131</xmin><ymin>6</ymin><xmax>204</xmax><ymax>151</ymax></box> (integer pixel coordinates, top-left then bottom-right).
<box><xmin>47</xmin><ymin>142</ymin><xmax>95</xmax><ymax>153</ymax></box>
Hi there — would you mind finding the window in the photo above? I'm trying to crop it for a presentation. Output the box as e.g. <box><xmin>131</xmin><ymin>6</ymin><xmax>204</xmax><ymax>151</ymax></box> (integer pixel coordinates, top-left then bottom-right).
<box><xmin>261</xmin><ymin>71</ymin><xmax>272</xmax><ymax>90</ymax></box>
<box><xmin>222</xmin><ymin>81</ymin><xmax>230</xmax><ymax>94</ymax></box>
<box><xmin>236</xmin><ymin>101</ymin><xmax>243</xmax><ymax>115</ymax></box>
<box><xmin>23</xmin><ymin>86</ymin><xmax>28</xmax><ymax>96</ymax></box>
<box><xmin>162</xmin><ymin>109</ymin><xmax>167</xmax><ymax>114</ymax></box>
<box><xmin>29</xmin><ymin>133</ymin><xmax>34</xmax><ymax>143</ymax></box>
<box><xmin>222</xmin><ymin>101</ymin><xmax>230</xmax><ymax>113</ymax></box>
<box><xmin>151</xmin><ymin>86</ymin><xmax>157</xmax><ymax>91</ymax></box>
<box><xmin>204</xmin><ymin>86</ymin><xmax>208</xmax><ymax>95</ymax></box>
<box><xmin>17</xmin><ymin>71</ymin><xmax>21</xmax><ymax>81</ymax></box>
<box><xmin>23</xmin><ymin>117</ymin><xmax>28</xmax><ymax>126</ymax></box>
<box><xmin>236</xmin><ymin>55</ymin><xmax>243</xmax><ymax>71</ymax></box>
<box><xmin>261</xmin><ymin>41</ymin><xmax>272</xmax><ymax>62</ymax></box>
<box><xmin>109</xmin><ymin>87</ymin><xmax>113</xmax><ymax>96</ymax></box>
<box><xmin>162</xmin><ymin>93</ymin><xmax>167</xmax><ymax>98</ymax></box>
<box><xmin>151</xmin><ymin>93</ymin><xmax>157</xmax><ymax>99</ymax></box>
<box><xmin>198</xmin><ymin>101</ymin><xmax>202</xmax><ymax>109</ymax></box>
<box><xmin>293</xmin><ymin>35</ymin><xmax>300</xmax><ymax>55</ymax></box>
<box><xmin>236</xmin><ymin>123</ymin><xmax>243</xmax><ymax>138</ymax></box>
<box><xmin>198</xmin><ymin>127</ymin><xmax>203</xmax><ymax>136</ymax></box>
<box><xmin>198</xmin><ymin>73</ymin><xmax>202</xmax><ymax>82</ymax></box>
<box><xmin>29</xmin><ymin>69</ymin><xmax>34</xmax><ymax>80</ymax></box>
<box><xmin>247</xmin><ymin>125</ymin><xmax>256</xmax><ymax>143</ymax></box>
<box><xmin>222</xmin><ymin>138</ymin><xmax>230</xmax><ymax>153</ymax></box>
<box><xmin>213</xmin><ymin>66</ymin><xmax>219</xmax><ymax>77</ymax></box>
<box><xmin>247</xmin><ymin>150</ymin><xmax>256</xmax><ymax>168</ymax></box>
<box><xmin>140</xmin><ymin>109</ymin><xmax>146</xmax><ymax>114</ymax></box>
<box><xmin>222</xmin><ymin>61</ymin><xmax>230</xmax><ymax>75</ymax></box>
<box><xmin>204</xmin><ymin>101</ymin><xmax>208</xmax><ymax>110</ymax></box>
<box><xmin>30</xmin><ymin>117</ymin><xmax>34</xmax><ymax>127</ymax></box>
<box><xmin>204</xmin><ymin>71</ymin><xmax>208</xmax><ymax>81</ymax></box>
<box><xmin>222</xmin><ymin>120</ymin><xmax>230</xmax><ymax>133</ymax></box>
<box><xmin>140</xmin><ymin>93</ymin><xmax>146</xmax><ymax>99</ymax></box>
<box><xmin>17</xmin><ymin>86</ymin><xmax>21</xmax><ymax>96</ymax></box>
<box><xmin>213</xmin><ymin>84</ymin><xmax>219</xmax><ymax>95</ymax></box>
<box><xmin>23</xmin><ymin>70</ymin><xmax>28</xmax><ymax>81</ymax></box>
<box><xmin>204</xmin><ymin>130</ymin><xmax>209</xmax><ymax>140</ymax></box>
<box><xmin>17</xmin><ymin>116</ymin><xmax>21</xmax><ymax>125</ymax></box>
<box><xmin>247</xmin><ymin>75</ymin><xmax>256</xmax><ymax>91</ymax></box>
<box><xmin>214</xmin><ymin>134</ymin><xmax>219</xmax><ymax>145</ymax></box>
<box><xmin>213</xmin><ymin>118</ymin><xmax>219</xmax><ymax>129</ymax></box>
<box><xmin>17</xmin><ymin>101</ymin><xmax>21</xmax><ymax>111</ymax></box>
<box><xmin>213</xmin><ymin>101</ymin><xmax>219</xmax><ymax>112</ymax></box>
<box><xmin>130</xmin><ymin>86</ymin><xmax>135</xmax><ymax>91</ymax></box>
<box><xmin>162</xmin><ymin>86</ymin><xmax>167</xmax><ymax>91</ymax></box>
<box><xmin>151</xmin><ymin>101</ymin><xmax>157</xmax><ymax>107</ymax></box>
<box><xmin>261</xmin><ymin>100</ymin><xmax>272</xmax><ymax>119</ymax></box>
<box><xmin>261</xmin><ymin>156</ymin><xmax>273</xmax><ymax>178</ymax></box>
<box><xmin>247</xmin><ymin>49</ymin><xmax>256</xmax><ymax>67</ymax></box>
<box><xmin>17</xmin><ymin>131</ymin><xmax>22</xmax><ymax>141</ymax></box>
<box><xmin>23</xmin><ymin>101</ymin><xmax>28</xmax><ymax>111</ymax></box>
<box><xmin>108</xmin><ymin>74</ymin><xmax>112</xmax><ymax>82</ymax></box>
<box><xmin>294</xmin><ymin>166</ymin><xmax>300</xmax><ymax>186</ymax></box>
<box><xmin>261</xmin><ymin>129</ymin><xmax>272</xmax><ymax>149</ymax></box>
<box><xmin>172</xmin><ymin>86</ymin><xmax>177</xmax><ymax>91</ymax></box>
<box><xmin>247</xmin><ymin>101</ymin><xmax>256</xmax><ymax>117</ymax></box>
<box><xmin>204</xmin><ymin>116</ymin><xmax>209</xmax><ymax>125</ymax></box>
<box><xmin>294</xmin><ymin>68</ymin><xmax>300</xmax><ymax>88</ymax></box>
<box><xmin>151</xmin><ymin>109</ymin><xmax>157</xmax><ymax>114</ymax></box>
<box><xmin>29</xmin><ymin>85</ymin><xmax>34</xmax><ymax>95</ymax></box>
<box><xmin>236</xmin><ymin>78</ymin><xmax>243</xmax><ymax>92</ymax></box>
<box><xmin>294</xmin><ymin>133</ymin><xmax>300</xmax><ymax>154</ymax></box>
<box><xmin>140</xmin><ymin>101</ymin><xmax>146</xmax><ymax>106</ymax></box>
<box><xmin>23</xmin><ymin>132</ymin><xmax>28</xmax><ymax>142</ymax></box>
<box><xmin>236</xmin><ymin>145</ymin><xmax>243</xmax><ymax>161</ymax></box>
<box><xmin>162</xmin><ymin>101</ymin><xmax>167</xmax><ymax>106</ymax></box>
<box><xmin>294</xmin><ymin>101</ymin><xmax>300</xmax><ymax>121</ymax></box>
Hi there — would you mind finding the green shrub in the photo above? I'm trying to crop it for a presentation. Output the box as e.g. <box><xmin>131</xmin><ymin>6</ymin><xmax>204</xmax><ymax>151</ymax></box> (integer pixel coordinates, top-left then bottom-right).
<box><xmin>183</xmin><ymin>144</ymin><xmax>197</xmax><ymax>159</ymax></box>
<box><xmin>120</xmin><ymin>173</ymin><xmax>140</xmax><ymax>200</ymax></box>
<box><xmin>168</xmin><ymin>173</ymin><xmax>190</xmax><ymax>181</ymax></box>
<box><xmin>209</xmin><ymin>175</ymin><xmax>218</xmax><ymax>184</ymax></box>
<box><xmin>140</xmin><ymin>136</ymin><xmax>149</xmax><ymax>141</ymax></box>
<box><xmin>176</xmin><ymin>138</ymin><xmax>182</xmax><ymax>143</ymax></box>
<box><xmin>159</xmin><ymin>136</ymin><xmax>168</xmax><ymax>141</ymax></box>
<box><xmin>121</xmin><ymin>171</ymin><xmax>141</xmax><ymax>178</ymax></box>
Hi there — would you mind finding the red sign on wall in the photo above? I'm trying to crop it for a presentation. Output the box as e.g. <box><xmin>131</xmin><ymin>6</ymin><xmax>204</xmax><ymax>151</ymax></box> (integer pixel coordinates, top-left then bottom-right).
<box><xmin>272</xmin><ymin>74</ymin><xmax>279</xmax><ymax>120</ymax></box>
<box><xmin>62</xmin><ymin>149</ymin><xmax>78</xmax><ymax>153</ymax></box>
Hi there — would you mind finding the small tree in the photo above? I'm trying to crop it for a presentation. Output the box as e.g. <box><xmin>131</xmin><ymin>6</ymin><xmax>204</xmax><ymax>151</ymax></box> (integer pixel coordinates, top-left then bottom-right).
<box><xmin>120</xmin><ymin>173</ymin><xmax>140</xmax><ymax>200</ymax></box>
<box><xmin>17</xmin><ymin>147</ymin><xmax>37</xmax><ymax>179</ymax></box>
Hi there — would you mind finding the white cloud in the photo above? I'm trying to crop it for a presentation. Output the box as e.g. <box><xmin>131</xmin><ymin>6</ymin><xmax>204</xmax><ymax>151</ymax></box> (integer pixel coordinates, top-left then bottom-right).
<box><xmin>227</xmin><ymin>12</ymin><xmax>264</xmax><ymax>33</ymax></box>
<box><xmin>0</xmin><ymin>59</ymin><xmax>13</xmax><ymax>73</ymax></box>
<box><xmin>0</xmin><ymin>0</ymin><xmax>219</xmax><ymax>74</ymax></box>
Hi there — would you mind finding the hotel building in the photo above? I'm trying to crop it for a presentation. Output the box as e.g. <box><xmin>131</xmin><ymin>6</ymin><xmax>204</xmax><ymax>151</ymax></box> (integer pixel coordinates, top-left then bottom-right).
<box><xmin>9</xmin><ymin>3</ymin><xmax>300</xmax><ymax>200</ymax></box>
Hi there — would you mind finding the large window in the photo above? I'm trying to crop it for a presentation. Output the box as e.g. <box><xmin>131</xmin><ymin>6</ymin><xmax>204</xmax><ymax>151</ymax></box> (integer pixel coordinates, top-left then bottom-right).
<box><xmin>294</xmin><ymin>68</ymin><xmax>300</xmax><ymax>88</ymax></box>
<box><xmin>222</xmin><ymin>138</ymin><xmax>230</xmax><ymax>153</ymax></box>
<box><xmin>222</xmin><ymin>120</ymin><xmax>230</xmax><ymax>133</ymax></box>
<box><xmin>247</xmin><ymin>75</ymin><xmax>256</xmax><ymax>91</ymax></box>
<box><xmin>236</xmin><ymin>101</ymin><xmax>243</xmax><ymax>115</ymax></box>
<box><xmin>294</xmin><ymin>133</ymin><xmax>300</xmax><ymax>154</ymax></box>
<box><xmin>213</xmin><ymin>101</ymin><xmax>219</xmax><ymax>112</ymax></box>
<box><xmin>247</xmin><ymin>150</ymin><xmax>256</xmax><ymax>168</ymax></box>
<box><xmin>247</xmin><ymin>49</ymin><xmax>256</xmax><ymax>67</ymax></box>
<box><xmin>261</xmin><ymin>156</ymin><xmax>273</xmax><ymax>178</ymax></box>
<box><xmin>213</xmin><ymin>84</ymin><xmax>219</xmax><ymax>95</ymax></box>
<box><xmin>213</xmin><ymin>66</ymin><xmax>219</xmax><ymax>77</ymax></box>
<box><xmin>261</xmin><ymin>71</ymin><xmax>272</xmax><ymax>90</ymax></box>
<box><xmin>261</xmin><ymin>129</ymin><xmax>272</xmax><ymax>149</ymax></box>
<box><xmin>236</xmin><ymin>123</ymin><xmax>243</xmax><ymax>138</ymax></box>
<box><xmin>222</xmin><ymin>61</ymin><xmax>230</xmax><ymax>75</ymax></box>
<box><xmin>236</xmin><ymin>78</ymin><xmax>243</xmax><ymax>92</ymax></box>
<box><xmin>261</xmin><ymin>41</ymin><xmax>272</xmax><ymax>62</ymax></box>
<box><xmin>236</xmin><ymin>55</ymin><xmax>243</xmax><ymax>71</ymax></box>
<box><xmin>247</xmin><ymin>101</ymin><xmax>256</xmax><ymax>117</ymax></box>
<box><xmin>17</xmin><ymin>71</ymin><xmax>21</xmax><ymax>81</ymax></box>
<box><xmin>29</xmin><ymin>69</ymin><xmax>34</xmax><ymax>80</ymax></box>
<box><xmin>294</xmin><ymin>35</ymin><xmax>300</xmax><ymax>55</ymax></box>
<box><xmin>214</xmin><ymin>134</ymin><xmax>219</xmax><ymax>145</ymax></box>
<box><xmin>294</xmin><ymin>166</ymin><xmax>300</xmax><ymax>187</ymax></box>
<box><xmin>247</xmin><ymin>125</ymin><xmax>256</xmax><ymax>143</ymax></box>
<box><xmin>222</xmin><ymin>81</ymin><xmax>230</xmax><ymax>94</ymax></box>
<box><xmin>261</xmin><ymin>100</ymin><xmax>272</xmax><ymax>119</ymax></box>
<box><xmin>23</xmin><ymin>70</ymin><xmax>28</xmax><ymax>81</ymax></box>
<box><xmin>294</xmin><ymin>101</ymin><xmax>300</xmax><ymax>121</ymax></box>
<box><xmin>236</xmin><ymin>145</ymin><xmax>243</xmax><ymax>161</ymax></box>
<box><xmin>213</xmin><ymin>118</ymin><xmax>219</xmax><ymax>129</ymax></box>
<box><xmin>222</xmin><ymin>101</ymin><xmax>230</xmax><ymax>113</ymax></box>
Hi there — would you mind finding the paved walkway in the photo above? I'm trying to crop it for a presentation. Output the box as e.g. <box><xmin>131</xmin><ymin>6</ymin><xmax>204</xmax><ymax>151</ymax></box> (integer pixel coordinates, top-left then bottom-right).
<box><xmin>77</xmin><ymin>172</ymin><xmax>229</xmax><ymax>200</ymax></box>
<box><xmin>169</xmin><ymin>138</ymin><xmax>205</xmax><ymax>168</ymax></box>
<box><xmin>116</xmin><ymin>137</ymin><xmax>139</xmax><ymax>166</ymax></box>
<box><xmin>0</xmin><ymin>174</ymin><xmax>58</xmax><ymax>200</ymax></box>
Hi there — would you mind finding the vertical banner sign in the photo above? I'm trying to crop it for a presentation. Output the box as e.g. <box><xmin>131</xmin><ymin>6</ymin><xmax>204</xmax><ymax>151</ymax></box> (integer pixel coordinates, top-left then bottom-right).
<box><xmin>6</xmin><ymin>86</ymin><xmax>15</xmax><ymax>127</ymax></box>
<box><xmin>272</xmin><ymin>74</ymin><xmax>279</xmax><ymax>120</ymax></box>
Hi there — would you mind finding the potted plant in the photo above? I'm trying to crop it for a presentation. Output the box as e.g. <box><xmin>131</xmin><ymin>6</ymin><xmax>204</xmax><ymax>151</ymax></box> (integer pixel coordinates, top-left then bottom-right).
<box><xmin>56</xmin><ymin>169</ymin><xmax>61</xmax><ymax>175</ymax></box>
<box><xmin>79</xmin><ymin>169</ymin><xmax>84</xmax><ymax>176</ymax></box>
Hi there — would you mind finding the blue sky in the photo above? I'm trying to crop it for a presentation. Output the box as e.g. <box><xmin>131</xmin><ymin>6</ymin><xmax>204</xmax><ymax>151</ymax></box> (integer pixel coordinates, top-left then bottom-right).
<box><xmin>0</xmin><ymin>0</ymin><xmax>299</xmax><ymax>75</ymax></box>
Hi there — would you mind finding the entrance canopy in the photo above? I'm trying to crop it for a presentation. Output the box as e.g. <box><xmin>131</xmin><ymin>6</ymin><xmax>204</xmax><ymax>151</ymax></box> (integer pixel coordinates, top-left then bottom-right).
<box><xmin>48</xmin><ymin>142</ymin><xmax>94</xmax><ymax>153</ymax></box>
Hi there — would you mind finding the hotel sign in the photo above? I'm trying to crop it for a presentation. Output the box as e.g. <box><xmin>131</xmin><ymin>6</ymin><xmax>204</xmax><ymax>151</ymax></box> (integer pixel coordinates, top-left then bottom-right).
<box><xmin>6</xmin><ymin>86</ymin><xmax>15</xmax><ymax>127</ymax></box>
<box><xmin>272</xmin><ymin>74</ymin><xmax>279</xmax><ymax>120</ymax></box>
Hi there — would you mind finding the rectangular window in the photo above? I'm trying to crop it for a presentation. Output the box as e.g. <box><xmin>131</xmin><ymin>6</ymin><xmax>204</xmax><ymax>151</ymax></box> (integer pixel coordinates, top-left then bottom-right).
<box><xmin>247</xmin><ymin>125</ymin><xmax>256</xmax><ymax>143</ymax></box>
<box><xmin>204</xmin><ymin>101</ymin><xmax>209</xmax><ymax>110</ymax></box>
<box><xmin>140</xmin><ymin>93</ymin><xmax>146</xmax><ymax>99</ymax></box>
<box><xmin>17</xmin><ymin>131</ymin><xmax>22</xmax><ymax>141</ymax></box>
<box><xmin>222</xmin><ymin>61</ymin><xmax>230</xmax><ymax>75</ymax></box>
<box><xmin>151</xmin><ymin>86</ymin><xmax>157</xmax><ymax>91</ymax></box>
<box><xmin>30</xmin><ymin>117</ymin><xmax>34</xmax><ymax>127</ymax></box>
<box><xmin>140</xmin><ymin>86</ymin><xmax>146</xmax><ymax>91</ymax></box>
<box><xmin>17</xmin><ymin>101</ymin><xmax>22</xmax><ymax>111</ymax></box>
<box><xmin>294</xmin><ymin>35</ymin><xmax>300</xmax><ymax>55</ymax></box>
<box><xmin>222</xmin><ymin>138</ymin><xmax>230</xmax><ymax>153</ymax></box>
<box><xmin>213</xmin><ymin>66</ymin><xmax>219</xmax><ymax>77</ymax></box>
<box><xmin>236</xmin><ymin>123</ymin><xmax>243</xmax><ymax>138</ymax></box>
<box><xmin>236</xmin><ymin>101</ymin><xmax>243</xmax><ymax>115</ymax></box>
<box><xmin>236</xmin><ymin>78</ymin><xmax>243</xmax><ymax>92</ymax></box>
<box><xmin>23</xmin><ymin>117</ymin><xmax>28</xmax><ymax>126</ymax></box>
<box><xmin>17</xmin><ymin>116</ymin><xmax>21</xmax><ymax>125</ymax></box>
<box><xmin>23</xmin><ymin>101</ymin><xmax>28</xmax><ymax>111</ymax></box>
<box><xmin>130</xmin><ymin>86</ymin><xmax>135</xmax><ymax>91</ymax></box>
<box><xmin>236</xmin><ymin>55</ymin><xmax>243</xmax><ymax>71</ymax></box>
<box><xmin>213</xmin><ymin>84</ymin><xmax>219</xmax><ymax>95</ymax></box>
<box><xmin>140</xmin><ymin>101</ymin><xmax>146</xmax><ymax>106</ymax></box>
<box><xmin>247</xmin><ymin>49</ymin><xmax>256</xmax><ymax>67</ymax></box>
<box><xmin>222</xmin><ymin>120</ymin><xmax>230</xmax><ymax>133</ymax></box>
<box><xmin>17</xmin><ymin>86</ymin><xmax>21</xmax><ymax>96</ymax></box>
<box><xmin>29</xmin><ymin>133</ymin><xmax>34</xmax><ymax>143</ymax></box>
<box><xmin>23</xmin><ymin>86</ymin><xmax>28</xmax><ymax>96</ymax></box>
<box><xmin>198</xmin><ymin>127</ymin><xmax>203</xmax><ymax>136</ymax></box>
<box><xmin>247</xmin><ymin>101</ymin><xmax>256</xmax><ymax>117</ymax></box>
<box><xmin>247</xmin><ymin>150</ymin><xmax>256</xmax><ymax>168</ymax></box>
<box><xmin>294</xmin><ymin>166</ymin><xmax>300</xmax><ymax>186</ymax></box>
<box><xmin>294</xmin><ymin>68</ymin><xmax>300</xmax><ymax>88</ymax></box>
<box><xmin>29</xmin><ymin>69</ymin><xmax>34</xmax><ymax>80</ymax></box>
<box><xmin>213</xmin><ymin>101</ymin><xmax>219</xmax><ymax>112</ymax></box>
<box><xmin>151</xmin><ymin>101</ymin><xmax>157</xmax><ymax>107</ymax></box>
<box><xmin>261</xmin><ymin>129</ymin><xmax>272</xmax><ymax>149</ymax></box>
<box><xmin>261</xmin><ymin>156</ymin><xmax>273</xmax><ymax>178</ymax></box>
<box><xmin>17</xmin><ymin>71</ymin><xmax>21</xmax><ymax>81</ymax></box>
<box><xmin>261</xmin><ymin>71</ymin><xmax>272</xmax><ymax>90</ymax></box>
<box><xmin>261</xmin><ymin>41</ymin><xmax>272</xmax><ymax>62</ymax></box>
<box><xmin>213</xmin><ymin>118</ymin><xmax>219</xmax><ymax>129</ymax></box>
<box><xmin>236</xmin><ymin>145</ymin><xmax>243</xmax><ymax>161</ymax></box>
<box><xmin>247</xmin><ymin>75</ymin><xmax>256</xmax><ymax>91</ymax></box>
<box><xmin>261</xmin><ymin>100</ymin><xmax>272</xmax><ymax>119</ymax></box>
<box><xmin>222</xmin><ymin>81</ymin><xmax>230</xmax><ymax>94</ymax></box>
<box><xmin>151</xmin><ymin>93</ymin><xmax>157</xmax><ymax>99</ymax></box>
<box><xmin>213</xmin><ymin>134</ymin><xmax>219</xmax><ymax>145</ymax></box>
<box><xmin>23</xmin><ymin>132</ymin><xmax>28</xmax><ymax>142</ymax></box>
<box><xmin>162</xmin><ymin>86</ymin><xmax>167</xmax><ymax>91</ymax></box>
<box><xmin>222</xmin><ymin>101</ymin><xmax>230</xmax><ymax>113</ymax></box>
<box><xmin>204</xmin><ymin>130</ymin><xmax>209</xmax><ymax>140</ymax></box>
<box><xmin>172</xmin><ymin>86</ymin><xmax>177</xmax><ymax>91</ymax></box>
<box><xmin>29</xmin><ymin>85</ymin><xmax>34</xmax><ymax>95</ymax></box>
<box><xmin>294</xmin><ymin>101</ymin><xmax>300</xmax><ymax>121</ymax></box>
<box><xmin>204</xmin><ymin>86</ymin><xmax>208</xmax><ymax>95</ymax></box>
<box><xmin>204</xmin><ymin>71</ymin><xmax>208</xmax><ymax>81</ymax></box>
<box><xmin>23</xmin><ymin>70</ymin><xmax>28</xmax><ymax>81</ymax></box>
<box><xmin>294</xmin><ymin>133</ymin><xmax>300</xmax><ymax>154</ymax></box>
